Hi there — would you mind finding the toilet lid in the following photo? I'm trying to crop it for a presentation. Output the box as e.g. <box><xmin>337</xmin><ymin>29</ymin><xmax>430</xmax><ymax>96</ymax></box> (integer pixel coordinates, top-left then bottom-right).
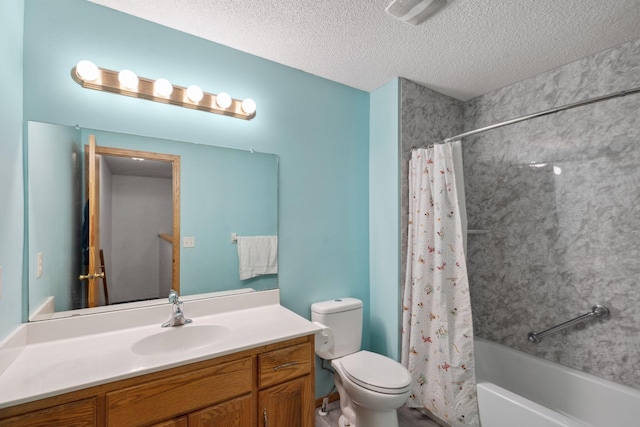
<box><xmin>339</xmin><ymin>351</ymin><xmax>412</xmax><ymax>394</ymax></box>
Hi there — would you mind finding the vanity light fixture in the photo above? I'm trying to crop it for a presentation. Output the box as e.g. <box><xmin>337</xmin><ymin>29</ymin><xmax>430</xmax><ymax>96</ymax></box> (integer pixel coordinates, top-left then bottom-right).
<box><xmin>154</xmin><ymin>78</ymin><xmax>173</xmax><ymax>97</ymax></box>
<box><xmin>71</xmin><ymin>60</ymin><xmax>257</xmax><ymax>120</ymax></box>
<box><xmin>241</xmin><ymin>98</ymin><xmax>257</xmax><ymax>115</ymax></box>
<box><xmin>186</xmin><ymin>85</ymin><xmax>204</xmax><ymax>102</ymax></box>
<box><xmin>76</xmin><ymin>60</ymin><xmax>99</xmax><ymax>81</ymax></box>
<box><xmin>216</xmin><ymin>92</ymin><xmax>232</xmax><ymax>109</ymax></box>
<box><xmin>118</xmin><ymin>69</ymin><xmax>139</xmax><ymax>89</ymax></box>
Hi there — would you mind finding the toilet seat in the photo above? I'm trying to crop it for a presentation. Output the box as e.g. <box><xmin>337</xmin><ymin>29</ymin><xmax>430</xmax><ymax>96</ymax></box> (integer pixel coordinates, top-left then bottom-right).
<box><xmin>338</xmin><ymin>350</ymin><xmax>412</xmax><ymax>394</ymax></box>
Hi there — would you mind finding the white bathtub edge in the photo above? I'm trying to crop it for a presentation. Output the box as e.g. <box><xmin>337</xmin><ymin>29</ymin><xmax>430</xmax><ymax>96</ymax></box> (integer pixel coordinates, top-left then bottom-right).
<box><xmin>474</xmin><ymin>337</ymin><xmax>640</xmax><ymax>427</ymax></box>
<box><xmin>477</xmin><ymin>382</ymin><xmax>586</xmax><ymax>427</ymax></box>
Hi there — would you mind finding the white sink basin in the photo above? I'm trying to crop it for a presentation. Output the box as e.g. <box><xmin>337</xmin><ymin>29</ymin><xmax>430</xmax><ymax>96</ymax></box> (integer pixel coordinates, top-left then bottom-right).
<box><xmin>132</xmin><ymin>324</ymin><xmax>230</xmax><ymax>356</ymax></box>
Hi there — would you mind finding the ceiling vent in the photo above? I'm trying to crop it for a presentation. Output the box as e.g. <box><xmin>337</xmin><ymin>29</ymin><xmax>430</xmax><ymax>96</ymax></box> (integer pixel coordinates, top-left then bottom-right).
<box><xmin>385</xmin><ymin>0</ymin><xmax>447</xmax><ymax>25</ymax></box>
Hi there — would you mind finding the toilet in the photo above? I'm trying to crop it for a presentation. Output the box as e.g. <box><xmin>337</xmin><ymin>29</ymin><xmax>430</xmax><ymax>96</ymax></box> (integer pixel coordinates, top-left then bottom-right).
<box><xmin>311</xmin><ymin>298</ymin><xmax>412</xmax><ymax>427</ymax></box>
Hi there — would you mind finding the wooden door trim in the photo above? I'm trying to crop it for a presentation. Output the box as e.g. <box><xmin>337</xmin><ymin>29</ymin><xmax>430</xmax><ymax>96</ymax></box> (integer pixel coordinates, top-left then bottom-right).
<box><xmin>87</xmin><ymin>135</ymin><xmax>99</xmax><ymax>307</ymax></box>
<box><xmin>84</xmin><ymin>143</ymin><xmax>181</xmax><ymax>295</ymax></box>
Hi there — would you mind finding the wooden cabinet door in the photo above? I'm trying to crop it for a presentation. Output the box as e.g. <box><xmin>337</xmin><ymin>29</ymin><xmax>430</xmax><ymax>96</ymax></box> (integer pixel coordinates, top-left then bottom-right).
<box><xmin>258</xmin><ymin>376</ymin><xmax>313</xmax><ymax>427</ymax></box>
<box><xmin>150</xmin><ymin>417</ymin><xmax>187</xmax><ymax>427</ymax></box>
<box><xmin>0</xmin><ymin>398</ymin><xmax>96</xmax><ymax>427</ymax></box>
<box><xmin>188</xmin><ymin>395</ymin><xmax>252</xmax><ymax>427</ymax></box>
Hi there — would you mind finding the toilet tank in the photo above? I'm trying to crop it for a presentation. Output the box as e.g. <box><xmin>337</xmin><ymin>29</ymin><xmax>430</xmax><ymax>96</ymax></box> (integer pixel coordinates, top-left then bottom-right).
<box><xmin>311</xmin><ymin>298</ymin><xmax>362</xmax><ymax>359</ymax></box>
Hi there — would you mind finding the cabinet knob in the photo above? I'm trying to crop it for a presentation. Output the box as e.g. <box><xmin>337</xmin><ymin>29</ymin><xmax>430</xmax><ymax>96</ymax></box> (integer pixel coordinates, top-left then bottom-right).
<box><xmin>263</xmin><ymin>408</ymin><xmax>269</xmax><ymax>427</ymax></box>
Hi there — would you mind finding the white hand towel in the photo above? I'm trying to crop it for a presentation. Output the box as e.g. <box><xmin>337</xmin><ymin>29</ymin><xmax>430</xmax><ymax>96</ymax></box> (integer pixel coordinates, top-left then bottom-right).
<box><xmin>237</xmin><ymin>235</ymin><xmax>278</xmax><ymax>280</ymax></box>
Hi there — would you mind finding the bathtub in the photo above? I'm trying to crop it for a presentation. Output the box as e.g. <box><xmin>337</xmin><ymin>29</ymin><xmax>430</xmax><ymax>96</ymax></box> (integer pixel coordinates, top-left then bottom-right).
<box><xmin>474</xmin><ymin>337</ymin><xmax>640</xmax><ymax>427</ymax></box>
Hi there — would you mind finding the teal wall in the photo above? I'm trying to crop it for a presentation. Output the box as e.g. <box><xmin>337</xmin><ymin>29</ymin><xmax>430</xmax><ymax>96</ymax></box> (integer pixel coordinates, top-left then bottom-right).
<box><xmin>369</xmin><ymin>79</ymin><xmax>401</xmax><ymax>360</ymax></box>
<box><xmin>0</xmin><ymin>0</ymin><xmax>25</xmax><ymax>339</ymax></box>
<box><xmin>19</xmin><ymin>0</ymin><xmax>370</xmax><ymax>396</ymax></box>
<box><xmin>27</xmin><ymin>122</ymin><xmax>81</xmax><ymax>314</ymax></box>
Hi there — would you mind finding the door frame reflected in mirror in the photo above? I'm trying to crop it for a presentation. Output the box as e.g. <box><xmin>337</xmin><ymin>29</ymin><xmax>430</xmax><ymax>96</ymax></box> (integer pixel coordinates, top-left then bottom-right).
<box><xmin>84</xmin><ymin>142</ymin><xmax>181</xmax><ymax>306</ymax></box>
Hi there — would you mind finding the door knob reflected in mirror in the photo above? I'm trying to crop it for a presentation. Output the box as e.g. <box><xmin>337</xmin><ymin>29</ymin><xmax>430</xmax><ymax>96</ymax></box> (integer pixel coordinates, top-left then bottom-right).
<box><xmin>78</xmin><ymin>272</ymin><xmax>105</xmax><ymax>281</ymax></box>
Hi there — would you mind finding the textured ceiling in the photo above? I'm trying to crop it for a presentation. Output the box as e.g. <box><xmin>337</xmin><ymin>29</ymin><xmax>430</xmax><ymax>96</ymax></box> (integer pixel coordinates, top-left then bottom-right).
<box><xmin>89</xmin><ymin>0</ymin><xmax>640</xmax><ymax>101</ymax></box>
<box><xmin>103</xmin><ymin>156</ymin><xmax>172</xmax><ymax>179</ymax></box>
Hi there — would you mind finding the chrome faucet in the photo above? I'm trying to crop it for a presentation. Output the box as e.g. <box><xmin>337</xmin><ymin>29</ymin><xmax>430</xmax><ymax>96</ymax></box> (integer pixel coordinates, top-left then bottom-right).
<box><xmin>162</xmin><ymin>289</ymin><xmax>193</xmax><ymax>327</ymax></box>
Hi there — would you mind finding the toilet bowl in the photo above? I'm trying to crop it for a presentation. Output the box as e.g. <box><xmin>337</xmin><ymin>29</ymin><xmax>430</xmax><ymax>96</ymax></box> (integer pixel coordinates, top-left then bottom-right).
<box><xmin>332</xmin><ymin>351</ymin><xmax>412</xmax><ymax>427</ymax></box>
<box><xmin>311</xmin><ymin>298</ymin><xmax>412</xmax><ymax>427</ymax></box>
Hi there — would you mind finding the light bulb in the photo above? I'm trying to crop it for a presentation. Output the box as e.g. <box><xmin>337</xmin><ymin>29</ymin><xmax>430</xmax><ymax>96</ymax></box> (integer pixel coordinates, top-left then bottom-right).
<box><xmin>118</xmin><ymin>69</ymin><xmax>139</xmax><ymax>89</ymax></box>
<box><xmin>76</xmin><ymin>60</ymin><xmax>99</xmax><ymax>81</ymax></box>
<box><xmin>186</xmin><ymin>85</ymin><xmax>204</xmax><ymax>102</ymax></box>
<box><xmin>241</xmin><ymin>98</ymin><xmax>256</xmax><ymax>115</ymax></box>
<box><xmin>215</xmin><ymin>92</ymin><xmax>232</xmax><ymax>109</ymax></box>
<box><xmin>154</xmin><ymin>78</ymin><xmax>173</xmax><ymax>97</ymax></box>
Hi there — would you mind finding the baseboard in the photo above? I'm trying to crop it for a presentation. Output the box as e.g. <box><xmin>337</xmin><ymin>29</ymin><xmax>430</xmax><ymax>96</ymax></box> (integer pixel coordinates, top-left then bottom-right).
<box><xmin>315</xmin><ymin>391</ymin><xmax>340</xmax><ymax>408</ymax></box>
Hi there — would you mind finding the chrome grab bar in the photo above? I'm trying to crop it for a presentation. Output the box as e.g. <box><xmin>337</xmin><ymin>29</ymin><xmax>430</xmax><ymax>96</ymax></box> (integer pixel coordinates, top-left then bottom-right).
<box><xmin>527</xmin><ymin>304</ymin><xmax>610</xmax><ymax>343</ymax></box>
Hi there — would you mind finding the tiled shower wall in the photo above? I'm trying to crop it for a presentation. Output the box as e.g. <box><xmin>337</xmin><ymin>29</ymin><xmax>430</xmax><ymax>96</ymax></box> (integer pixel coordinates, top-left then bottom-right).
<box><xmin>399</xmin><ymin>79</ymin><xmax>464</xmax><ymax>292</ymax></box>
<box><xmin>400</xmin><ymin>37</ymin><xmax>640</xmax><ymax>389</ymax></box>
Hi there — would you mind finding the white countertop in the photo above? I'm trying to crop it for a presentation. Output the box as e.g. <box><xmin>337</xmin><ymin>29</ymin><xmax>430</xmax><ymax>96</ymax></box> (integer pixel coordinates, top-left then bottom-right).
<box><xmin>0</xmin><ymin>290</ymin><xmax>320</xmax><ymax>409</ymax></box>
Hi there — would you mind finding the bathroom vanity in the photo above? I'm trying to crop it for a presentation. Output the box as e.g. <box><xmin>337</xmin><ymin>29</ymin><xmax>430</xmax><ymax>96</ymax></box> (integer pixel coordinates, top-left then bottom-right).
<box><xmin>0</xmin><ymin>290</ymin><xmax>319</xmax><ymax>427</ymax></box>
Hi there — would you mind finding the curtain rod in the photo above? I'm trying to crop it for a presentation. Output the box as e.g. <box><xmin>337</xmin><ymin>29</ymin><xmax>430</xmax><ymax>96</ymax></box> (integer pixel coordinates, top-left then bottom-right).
<box><xmin>421</xmin><ymin>85</ymin><xmax>640</xmax><ymax>148</ymax></box>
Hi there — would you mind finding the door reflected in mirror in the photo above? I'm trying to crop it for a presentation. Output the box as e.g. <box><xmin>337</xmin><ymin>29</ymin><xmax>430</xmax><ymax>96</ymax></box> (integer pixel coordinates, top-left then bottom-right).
<box><xmin>82</xmin><ymin>140</ymin><xmax>180</xmax><ymax>308</ymax></box>
<box><xmin>26</xmin><ymin>122</ymin><xmax>278</xmax><ymax>321</ymax></box>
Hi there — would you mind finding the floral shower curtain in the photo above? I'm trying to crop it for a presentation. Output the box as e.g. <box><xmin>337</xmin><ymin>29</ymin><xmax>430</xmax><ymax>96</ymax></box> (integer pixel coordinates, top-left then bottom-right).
<box><xmin>401</xmin><ymin>141</ymin><xmax>479</xmax><ymax>427</ymax></box>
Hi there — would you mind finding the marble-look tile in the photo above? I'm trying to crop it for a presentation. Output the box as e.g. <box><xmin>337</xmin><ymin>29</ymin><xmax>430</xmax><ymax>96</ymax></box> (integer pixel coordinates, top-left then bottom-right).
<box><xmin>399</xmin><ymin>79</ymin><xmax>465</xmax><ymax>288</ymax></box>
<box><xmin>463</xmin><ymin>38</ymin><xmax>640</xmax><ymax>389</ymax></box>
<box><xmin>400</xmin><ymin>37</ymin><xmax>640</xmax><ymax>390</ymax></box>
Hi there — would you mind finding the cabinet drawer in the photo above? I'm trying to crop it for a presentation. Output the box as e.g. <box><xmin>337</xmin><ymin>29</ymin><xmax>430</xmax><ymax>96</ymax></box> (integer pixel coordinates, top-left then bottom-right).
<box><xmin>106</xmin><ymin>357</ymin><xmax>252</xmax><ymax>427</ymax></box>
<box><xmin>0</xmin><ymin>398</ymin><xmax>96</xmax><ymax>427</ymax></box>
<box><xmin>258</xmin><ymin>343</ymin><xmax>312</xmax><ymax>389</ymax></box>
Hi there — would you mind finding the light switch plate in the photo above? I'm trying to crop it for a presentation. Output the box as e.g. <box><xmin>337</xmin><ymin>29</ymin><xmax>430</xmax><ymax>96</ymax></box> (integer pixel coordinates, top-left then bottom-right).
<box><xmin>183</xmin><ymin>236</ymin><xmax>195</xmax><ymax>248</ymax></box>
<box><xmin>37</xmin><ymin>253</ymin><xmax>44</xmax><ymax>278</ymax></box>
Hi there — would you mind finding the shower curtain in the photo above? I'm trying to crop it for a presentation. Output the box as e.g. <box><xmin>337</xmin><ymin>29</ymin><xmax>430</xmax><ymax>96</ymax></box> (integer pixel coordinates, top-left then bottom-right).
<box><xmin>401</xmin><ymin>141</ymin><xmax>479</xmax><ymax>427</ymax></box>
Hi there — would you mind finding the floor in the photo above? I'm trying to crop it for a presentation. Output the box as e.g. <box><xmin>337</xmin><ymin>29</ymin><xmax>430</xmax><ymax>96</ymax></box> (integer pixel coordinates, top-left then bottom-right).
<box><xmin>315</xmin><ymin>399</ymin><xmax>442</xmax><ymax>427</ymax></box>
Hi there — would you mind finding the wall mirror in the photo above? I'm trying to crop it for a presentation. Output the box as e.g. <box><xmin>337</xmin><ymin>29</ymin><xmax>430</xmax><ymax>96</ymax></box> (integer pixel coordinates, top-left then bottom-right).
<box><xmin>26</xmin><ymin>121</ymin><xmax>279</xmax><ymax>321</ymax></box>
